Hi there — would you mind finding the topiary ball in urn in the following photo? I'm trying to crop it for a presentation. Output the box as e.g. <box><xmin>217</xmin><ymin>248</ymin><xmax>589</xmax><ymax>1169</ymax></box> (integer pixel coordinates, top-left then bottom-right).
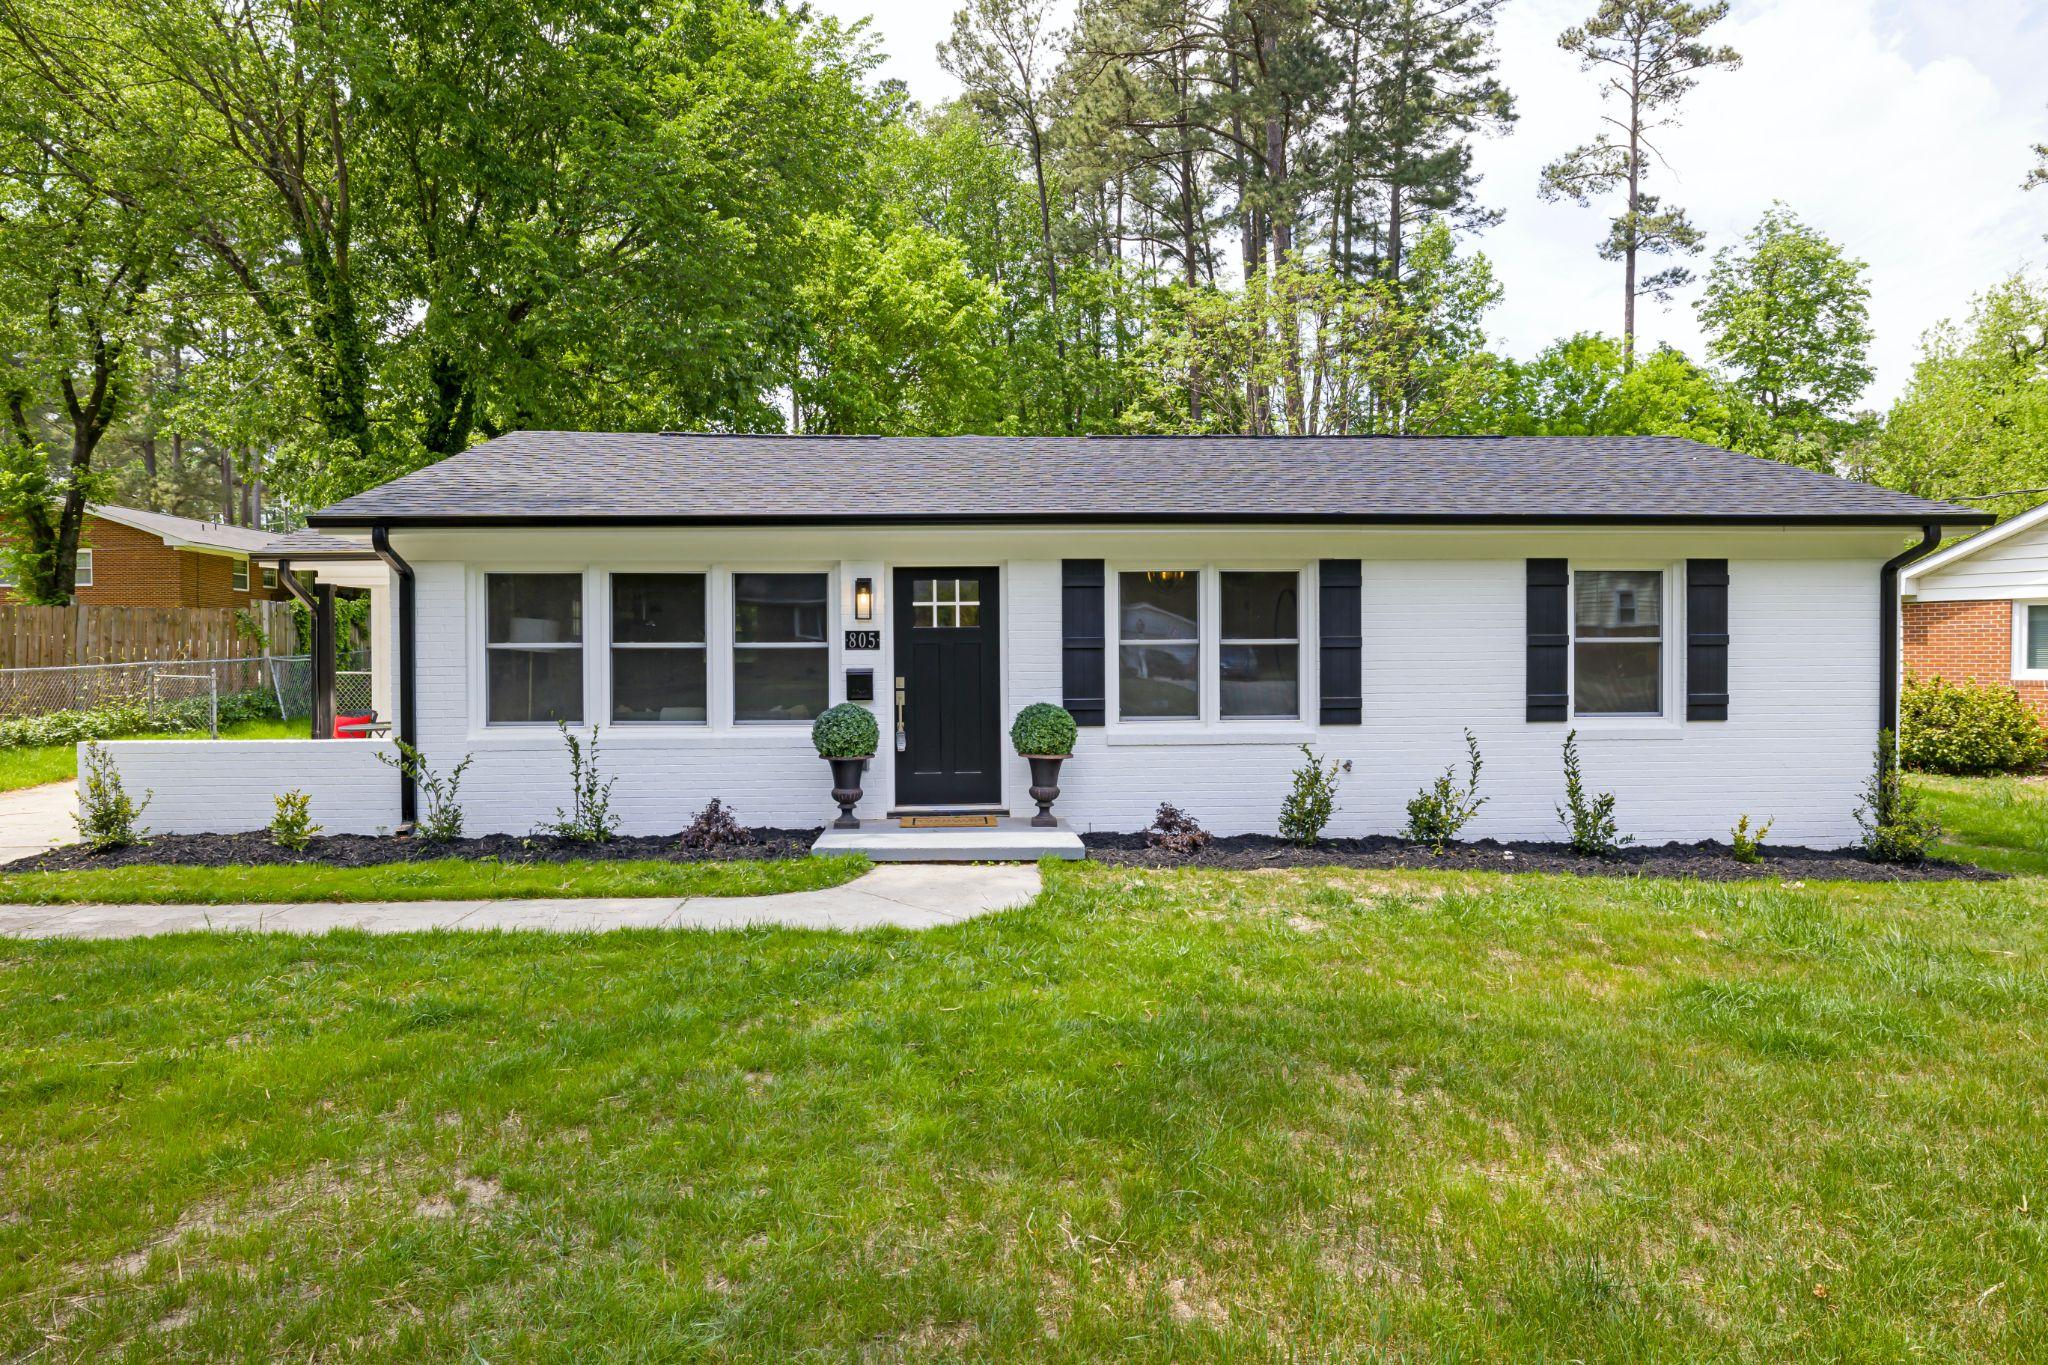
<box><xmin>812</xmin><ymin>703</ymin><xmax>879</xmax><ymax>829</ymax></box>
<box><xmin>1009</xmin><ymin>703</ymin><xmax>1076</xmax><ymax>827</ymax></box>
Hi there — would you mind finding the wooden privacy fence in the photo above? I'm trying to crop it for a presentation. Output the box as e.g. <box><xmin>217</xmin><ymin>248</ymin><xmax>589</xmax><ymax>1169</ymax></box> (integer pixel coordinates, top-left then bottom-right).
<box><xmin>0</xmin><ymin>601</ymin><xmax>301</xmax><ymax>670</ymax></box>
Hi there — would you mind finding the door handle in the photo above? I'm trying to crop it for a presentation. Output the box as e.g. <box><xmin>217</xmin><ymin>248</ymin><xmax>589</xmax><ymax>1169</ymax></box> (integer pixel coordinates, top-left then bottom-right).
<box><xmin>894</xmin><ymin>676</ymin><xmax>907</xmax><ymax>753</ymax></box>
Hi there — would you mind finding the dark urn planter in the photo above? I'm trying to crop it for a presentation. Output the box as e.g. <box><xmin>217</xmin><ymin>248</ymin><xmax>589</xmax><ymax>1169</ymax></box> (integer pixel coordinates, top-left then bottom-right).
<box><xmin>827</xmin><ymin>756</ymin><xmax>870</xmax><ymax>830</ymax></box>
<box><xmin>1025</xmin><ymin>755</ymin><xmax>1066</xmax><ymax>827</ymax></box>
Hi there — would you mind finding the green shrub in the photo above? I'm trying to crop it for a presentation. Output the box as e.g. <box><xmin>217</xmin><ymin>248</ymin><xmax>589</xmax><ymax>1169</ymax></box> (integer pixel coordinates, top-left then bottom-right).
<box><xmin>269</xmin><ymin>790</ymin><xmax>322</xmax><ymax>850</ymax></box>
<box><xmin>1858</xmin><ymin>729</ymin><xmax>1940</xmax><ymax>864</ymax></box>
<box><xmin>1729</xmin><ymin>814</ymin><xmax>1773</xmax><ymax>865</ymax></box>
<box><xmin>74</xmin><ymin>741</ymin><xmax>150</xmax><ymax>851</ymax></box>
<box><xmin>811</xmin><ymin>703</ymin><xmax>879</xmax><ymax>759</ymax></box>
<box><xmin>0</xmin><ymin>687</ymin><xmax>279</xmax><ymax>750</ymax></box>
<box><xmin>536</xmin><ymin>723</ymin><xmax>618</xmax><ymax>843</ymax></box>
<box><xmin>377</xmin><ymin>739</ymin><xmax>473</xmax><ymax>842</ymax></box>
<box><xmin>1556</xmin><ymin>730</ymin><xmax>1630</xmax><ymax>858</ymax></box>
<box><xmin>1404</xmin><ymin>729</ymin><xmax>1487</xmax><ymax>854</ymax></box>
<box><xmin>1279</xmin><ymin>744</ymin><xmax>1347</xmax><ymax>846</ymax></box>
<box><xmin>1900</xmin><ymin>676</ymin><xmax>2047</xmax><ymax>775</ymax></box>
<box><xmin>1009</xmin><ymin>702</ymin><xmax>1077</xmax><ymax>756</ymax></box>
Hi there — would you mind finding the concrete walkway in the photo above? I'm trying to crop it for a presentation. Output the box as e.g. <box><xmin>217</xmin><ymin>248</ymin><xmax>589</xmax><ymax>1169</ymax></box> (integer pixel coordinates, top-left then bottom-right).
<box><xmin>0</xmin><ymin>780</ymin><xmax>74</xmax><ymax>866</ymax></box>
<box><xmin>0</xmin><ymin>863</ymin><xmax>1042</xmax><ymax>940</ymax></box>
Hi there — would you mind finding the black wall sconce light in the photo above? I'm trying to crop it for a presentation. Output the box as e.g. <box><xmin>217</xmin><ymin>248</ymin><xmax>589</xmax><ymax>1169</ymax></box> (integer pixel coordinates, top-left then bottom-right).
<box><xmin>853</xmin><ymin>576</ymin><xmax>874</xmax><ymax>621</ymax></box>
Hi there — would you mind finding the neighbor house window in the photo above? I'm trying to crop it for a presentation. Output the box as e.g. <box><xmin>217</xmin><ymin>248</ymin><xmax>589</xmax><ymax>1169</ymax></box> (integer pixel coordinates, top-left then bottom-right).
<box><xmin>261</xmin><ymin>565</ymin><xmax>278</xmax><ymax>590</ymax></box>
<box><xmin>231</xmin><ymin>558</ymin><xmax>249</xmax><ymax>592</ymax></box>
<box><xmin>733</xmin><ymin>572</ymin><xmax>828</xmax><ymax>721</ymax></box>
<box><xmin>74</xmin><ymin>549</ymin><xmax>92</xmax><ymax>587</ymax></box>
<box><xmin>2026</xmin><ymin>605</ymin><xmax>2048</xmax><ymax>673</ymax></box>
<box><xmin>612</xmin><ymin>573</ymin><xmax>705</xmax><ymax>723</ymax></box>
<box><xmin>1573</xmin><ymin>569</ymin><xmax>1663</xmax><ymax>716</ymax></box>
<box><xmin>1119</xmin><ymin>571</ymin><xmax>1199</xmax><ymax>719</ymax></box>
<box><xmin>486</xmin><ymin>572</ymin><xmax>583</xmax><ymax>724</ymax></box>
<box><xmin>1219</xmin><ymin>571</ymin><xmax>1299</xmax><ymax>719</ymax></box>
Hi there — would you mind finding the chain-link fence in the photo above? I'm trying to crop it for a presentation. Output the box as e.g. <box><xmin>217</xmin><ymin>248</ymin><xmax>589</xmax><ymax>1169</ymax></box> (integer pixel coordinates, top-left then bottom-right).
<box><xmin>0</xmin><ymin>652</ymin><xmax>371</xmax><ymax>727</ymax></box>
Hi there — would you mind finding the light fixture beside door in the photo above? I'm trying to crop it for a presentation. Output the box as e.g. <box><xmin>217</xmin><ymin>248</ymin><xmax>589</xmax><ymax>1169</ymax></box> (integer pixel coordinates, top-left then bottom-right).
<box><xmin>853</xmin><ymin>576</ymin><xmax>874</xmax><ymax>621</ymax></box>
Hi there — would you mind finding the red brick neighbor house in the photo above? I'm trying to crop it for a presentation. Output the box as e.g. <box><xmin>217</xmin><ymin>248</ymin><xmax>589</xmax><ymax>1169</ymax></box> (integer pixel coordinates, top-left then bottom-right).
<box><xmin>0</xmin><ymin>505</ymin><xmax>293</xmax><ymax>609</ymax></box>
<box><xmin>1900</xmin><ymin>501</ymin><xmax>2048</xmax><ymax>723</ymax></box>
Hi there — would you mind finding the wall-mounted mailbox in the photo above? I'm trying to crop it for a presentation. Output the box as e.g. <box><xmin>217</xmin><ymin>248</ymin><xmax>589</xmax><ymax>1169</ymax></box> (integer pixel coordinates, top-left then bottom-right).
<box><xmin>845</xmin><ymin>668</ymin><xmax>875</xmax><ymax>702</ymax></box>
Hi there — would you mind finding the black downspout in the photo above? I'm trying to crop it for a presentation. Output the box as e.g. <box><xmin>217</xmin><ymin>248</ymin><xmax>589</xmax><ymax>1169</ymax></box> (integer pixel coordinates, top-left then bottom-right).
<box><xmin>370</xmin><ymin>526</ymin><xmax>418</xmax><ymax>829</ymax></box>
<box><xmin>275</xmin><ymin>562</ymin><xmax>335</xmax><ymax>739</ymax></box>
<box><xmin>1880</xmin><ymin>523</ymin><xmax>1942</xmax><ymax>739</ymax></box>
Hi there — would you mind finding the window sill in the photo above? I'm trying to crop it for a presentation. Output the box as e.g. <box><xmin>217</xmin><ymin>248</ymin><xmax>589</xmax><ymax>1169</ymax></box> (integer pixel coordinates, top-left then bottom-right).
<box><xmin>464</xmin><ymin>727</ymin><xmax>813</xmax><ymax>749</ymax></box>
<box><xmin>1570</xmin><ymin>720</ymin><xmax>1686</xmax><ymax>742</ymax></box>
<box><xmin>1104</xmin><ymin>724</ymin><xmax>1315</xmax><ymax>747</ymax></box>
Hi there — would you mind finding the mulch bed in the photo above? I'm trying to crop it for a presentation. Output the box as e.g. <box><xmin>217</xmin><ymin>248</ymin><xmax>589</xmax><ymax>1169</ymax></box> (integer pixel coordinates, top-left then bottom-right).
<box><xmin>1081</xmin><ymin>832</ymin><xmax>1999</xmax><ymax>882</ymax></box>
<box><xmin>6</xmin><ymin>828</ymin><xmax>821</xmax><ymax>874</ymax></box>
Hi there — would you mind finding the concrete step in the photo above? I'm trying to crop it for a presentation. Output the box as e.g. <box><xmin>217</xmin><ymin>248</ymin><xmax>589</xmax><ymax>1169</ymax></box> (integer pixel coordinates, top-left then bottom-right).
<box><xmin>812</xmin><ymin>817</ymin><xmax>1084</xmax><ymax>863</ymax></box>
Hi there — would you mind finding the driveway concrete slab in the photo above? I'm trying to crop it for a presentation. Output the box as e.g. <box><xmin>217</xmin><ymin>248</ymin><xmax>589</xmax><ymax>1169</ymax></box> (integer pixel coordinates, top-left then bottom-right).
<box><xmin>0</xmin><ymin>864</ymin><xmax>1042</xmax><ymax>940</ymax></box>
<box><xmin>0</xmin><ymin>781</ymin><xmax>75</xmax><ymax>866</ymax></box>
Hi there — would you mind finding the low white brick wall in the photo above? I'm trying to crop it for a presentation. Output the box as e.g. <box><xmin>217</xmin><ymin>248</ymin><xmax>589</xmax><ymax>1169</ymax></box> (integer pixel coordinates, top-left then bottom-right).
<box><xmin>90</xmin><ymin>740</ymin><xmax>403</xmax><ymax>835</ymax></box>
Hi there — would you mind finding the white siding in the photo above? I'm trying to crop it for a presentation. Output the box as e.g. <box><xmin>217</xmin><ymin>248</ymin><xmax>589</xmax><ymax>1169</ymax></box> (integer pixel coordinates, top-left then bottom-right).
<box><xmin>1907</xmin><ymin>515</ymin><xmax>2048</xmax><ymax>603</ymax></box>
<box><xmin>124</xmin><ymin>524</ymin><xmax>1902</xmax><ymax>849</ymax></box>
<box><xmin>92</xmin><ymin>739</ymin><xmax>401</xmax><ymax>835</ymax></box>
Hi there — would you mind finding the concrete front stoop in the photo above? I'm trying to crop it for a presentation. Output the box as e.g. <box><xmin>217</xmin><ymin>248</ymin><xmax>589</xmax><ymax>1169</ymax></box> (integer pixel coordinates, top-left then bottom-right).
<box><xmin>810</xmin><ymin>817</ymin><xmax>1084</xmax><ymax>863</ymax></box>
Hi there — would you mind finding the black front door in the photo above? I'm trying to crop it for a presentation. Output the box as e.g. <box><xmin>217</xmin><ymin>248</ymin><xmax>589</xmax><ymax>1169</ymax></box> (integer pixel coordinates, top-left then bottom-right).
<box><xmin>894</xmin><ymin>567</ymin><xmax>1001</xmax><ymax>807</ymax></box>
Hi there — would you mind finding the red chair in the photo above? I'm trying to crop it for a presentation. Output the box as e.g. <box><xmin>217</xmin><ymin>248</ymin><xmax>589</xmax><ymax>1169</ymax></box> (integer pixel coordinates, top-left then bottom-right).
<box><xmin>335</xmin><ymin>712</ymin><xmax>378</xmax><ymax>739</ymax></box>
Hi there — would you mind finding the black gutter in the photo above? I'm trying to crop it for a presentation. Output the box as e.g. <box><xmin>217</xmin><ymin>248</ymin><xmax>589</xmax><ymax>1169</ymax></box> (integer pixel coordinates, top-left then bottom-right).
<box><xmin>369</xmin><ymin>526</ymin><xmax>418</xmax><ymax>829</ymax></box>
<box><xmin>309</xmin><ymin>510</ymin><xmax>1995</xmax><ymax>531</ymax></box>
<box><xmin>1880</xmin><ymin>524</ymin><xmax>1943</xmax><ymax>739</ymax></box>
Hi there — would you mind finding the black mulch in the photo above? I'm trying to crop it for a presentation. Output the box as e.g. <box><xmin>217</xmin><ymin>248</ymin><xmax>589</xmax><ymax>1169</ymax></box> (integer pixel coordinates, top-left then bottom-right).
<box><xmin>6</xmin><ymin>828</ymin><xmax>821</xmax><ymax>874</ymax></box>
<box><xmin>1081</xmin><ymin>832</ymin><xmax>2000</xmax><ymax>882</ymax></box>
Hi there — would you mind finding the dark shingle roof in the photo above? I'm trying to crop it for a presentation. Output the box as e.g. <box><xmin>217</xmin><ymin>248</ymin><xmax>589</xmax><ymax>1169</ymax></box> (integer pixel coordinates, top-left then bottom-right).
<box><xmin>249</xmin><ymin>528</ymin><xmax>378</xmax><ymax>561</ymax></box>
<box><xmin>307</xmin><ymin>432</ymin><xmax>1987</xmax><ymax>528</ymax></box>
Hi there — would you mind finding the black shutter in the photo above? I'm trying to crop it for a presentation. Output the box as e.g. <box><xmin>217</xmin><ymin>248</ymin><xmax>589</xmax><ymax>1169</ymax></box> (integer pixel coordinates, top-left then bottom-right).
<box><xmin>1318</xmin><ymin>559</ymin><xmax>1362</xmax><ymax>725</ymax></box>
<box><xmin>1061</xmin><ymin>559</ymin><xmax>1106</xmax><ymax>726</ymax></box>
<box><xmin>1527</xmin><ymin>558</ymin><xmax>1569</xmax><ymax>722</ymax></box>
<box><xmin>1686</xmin><ymin>559</ymin><xmax>1730</xmax><ymax>721</ymax></box>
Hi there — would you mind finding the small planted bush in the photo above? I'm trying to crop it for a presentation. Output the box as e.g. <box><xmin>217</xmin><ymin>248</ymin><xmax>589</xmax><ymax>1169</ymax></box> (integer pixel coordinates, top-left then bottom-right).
<box><xmin>1404</xmin><ymin>729</ymin><xmax>1487</xmax><ymax>854</ymax></box>
<box><xmin>1900</xmin><ymin>676</ymin><xmax>2047</xmax><ymax>775</ymax></box>
<box><xmin>1145</xmin><ymin>802</ymin><xmax>1210</xmax><ymax>855</ymax></box>
<box><xmin>1557</xmin><ymin>730</ymin><xmax>1630</xmax><ymax>858</ymax></box>
<box><xmin>1728</xmin><ymin>814</ymin><xmax>1773</xmax><ymax>865</ymax></box>
<box><xmin>74</xmin><ymin>741</ymin><xmax>149</xmax><ymax>852</ymax></box>
<box><xmin>269</xmin><ymin>790</ymin><xmax>322</xmax><ymax>851</ymax></box>
<box><xmin>1279</xmin><ymin>744</ymin><xmax>1347</xmax><ymax>847</ymax></box>
<box><xmin>1857</xmin><ymin>729</ymin><xmax>1940</xmax><ymax>864</ymax></box>
<box><xmin>1010</xmin><ymin>702</ymin><xmax>1077</xmax><ymax>757</ymax></box>
<box><xmin>536</xmin><ymin>722</ymin><xmax>618</xmax><ymax>843</ymax></box>
<box><xmin>376</xmin><ymin>740</ymin><xmax>473</xmax><ymax>842</ymax></box>
<box><xmin>679</xmin><ymin>798</ymin><xmax>754</xmax><ymax>852</ymax></box>
<box><xmin>811</xmin><ymin>703</ymin><xmax>880</xmax><ymax>759</ymax></box>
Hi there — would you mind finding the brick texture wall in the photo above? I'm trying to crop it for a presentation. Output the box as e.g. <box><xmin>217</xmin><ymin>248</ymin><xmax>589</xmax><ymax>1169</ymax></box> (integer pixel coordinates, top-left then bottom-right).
<box><xmin>1902</xmin><ymin>598</ymin><xmax>2048</xmax><ymax>721</ymax></box>
<box><xmin>0</xmin><ymin>514</ymin><xmax>290</xmax><ymax>608</ymax></box>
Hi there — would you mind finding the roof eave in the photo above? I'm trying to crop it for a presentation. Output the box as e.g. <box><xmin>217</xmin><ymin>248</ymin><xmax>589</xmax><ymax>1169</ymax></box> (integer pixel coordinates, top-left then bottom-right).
<box><xmin>308</xmin><ymin>510</ymin><xmax>1993</xmax><ymax>531</ymax></box>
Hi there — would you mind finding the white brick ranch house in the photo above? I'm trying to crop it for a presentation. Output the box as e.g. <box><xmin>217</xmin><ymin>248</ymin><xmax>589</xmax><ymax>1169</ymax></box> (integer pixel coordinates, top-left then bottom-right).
<box><xmin>98</xmin><ymin>433</ymin><xmax>1985</xmax><ymax>849</ymax></box>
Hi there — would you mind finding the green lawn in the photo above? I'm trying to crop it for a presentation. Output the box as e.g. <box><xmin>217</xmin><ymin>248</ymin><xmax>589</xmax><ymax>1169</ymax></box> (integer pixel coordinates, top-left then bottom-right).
<box><xmin>0</xmin><ymin>853</ymin><xmax>867</xmax><ymax>904</ymax></box>
<box><xmin>0</xmin><ymin>717</ymin><xmax>311</xmax><ymax>792</ymax></box>
<box><xmin>1912</xmin><ymin>773</ymin><xmax>2048</xmax><ymax>875</ymax></box>
<box><xmin>4</xmin><ymin>857</ymin><xmax>2045</xmax><ymax>1360</ymax></box>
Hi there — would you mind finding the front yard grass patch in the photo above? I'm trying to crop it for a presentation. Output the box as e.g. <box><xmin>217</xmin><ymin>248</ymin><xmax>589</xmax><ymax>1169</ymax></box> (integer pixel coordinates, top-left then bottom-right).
<box><xmin>1911</xmin><ymin>773</ymin><xmax>2048</xmax><ymax>875</ymax></box>
<box><xmin>4</xmin><ymin>860</ymin><xmax>2045</xmax><ymax>1359</ymax></box>
<box><xmin>0</xmin><ymin>854</ymin><xmax>866</xmax><ymax>904</ymax></box>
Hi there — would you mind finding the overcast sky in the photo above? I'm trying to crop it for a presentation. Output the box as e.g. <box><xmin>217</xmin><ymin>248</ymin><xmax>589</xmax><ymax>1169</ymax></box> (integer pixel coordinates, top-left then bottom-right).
<box><xmin>807</xmin><ymin>0</ymin><xmax>2048</xmax><ymax>406</ymax></box>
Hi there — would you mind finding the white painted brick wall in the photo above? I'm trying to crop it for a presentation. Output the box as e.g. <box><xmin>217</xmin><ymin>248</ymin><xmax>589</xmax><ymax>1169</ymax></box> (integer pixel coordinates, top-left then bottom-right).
<box><xmin>125</xmin><ymin>528</ymin><xmax>1893</xmax><ymax>848</ymax></box>
<box><xmin>93</xmin><ymin>740</ymin><xmax>402</xmax><ymax>835</ymax></box>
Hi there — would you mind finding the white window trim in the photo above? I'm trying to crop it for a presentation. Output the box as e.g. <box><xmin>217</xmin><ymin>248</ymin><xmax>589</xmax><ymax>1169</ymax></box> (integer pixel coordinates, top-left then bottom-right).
<box><xmin>231</xmin><ymin>558</ymin><xmax>250</xmax><ymax>593</ymax></box>
<box><xmin>730</xmin><ymin>567</ymin><xmax>837</xmax><ymax>728</ymax></box>
<box><xmin>1105</xmin><ymin>562</ymin><xmax>1317</xmax><ymax>741</ymax></box>
<box><xmin>2014</xmin><ymin>599</ymin><xmax>2048</xmax><ymax>681</ymax></box>
<box><xmin>478</xmin><ymin>567</ymin><xmax>589</xmax><ymax>730</ymax></box>
<box><xmin>261</xmin><ymin>565</ymin><xmax>278</xmax><ymax>590</ymax></box>
<box><xmin>1568</xmin><ymin>560</ymin><xmax>1685</xmax><ymax>738</ymax></box>
<box><xmin>605</xmin><ymin>570</ymin><xmax>710</xmax><ymax>727</ymax></box>
<box><xmin>74</xmin><ymin>548</ymin><xmax>92</xmax><ymax>588</ymax></box>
